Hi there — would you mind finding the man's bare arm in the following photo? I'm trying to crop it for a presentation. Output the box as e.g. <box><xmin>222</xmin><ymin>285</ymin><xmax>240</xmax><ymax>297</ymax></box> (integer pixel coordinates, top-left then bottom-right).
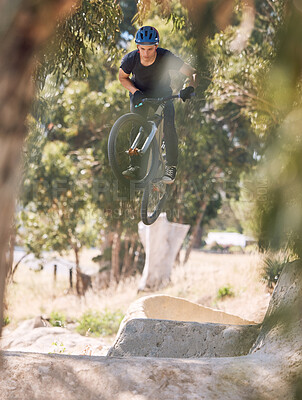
<box><xmin>119</xmin><ymin>68</ymin><xmax>139</xmax><ymax>94</ymax></box>
<box><xmin>179</xmin><ymin>63</ymin><xmax>198</xmax><ymax>88</ymax></box>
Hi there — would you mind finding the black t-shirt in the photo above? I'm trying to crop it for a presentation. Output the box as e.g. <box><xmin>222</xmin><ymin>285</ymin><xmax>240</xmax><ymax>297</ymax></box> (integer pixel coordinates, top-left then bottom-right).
<box><xmin>120</xmin><ymin>48</ymin><xmax>184</xmax><ymax>97</ymax></box>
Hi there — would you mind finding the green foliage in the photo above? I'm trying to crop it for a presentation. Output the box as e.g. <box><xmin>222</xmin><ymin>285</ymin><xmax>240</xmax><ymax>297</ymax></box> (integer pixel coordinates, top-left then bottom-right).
<box><xmin>217</xmin><ymin>285</ymin><xmax>235</xmax><ymax>300</ymax></box>
<box><xmin>24</xmin><ymin>0</ymin><xmax>291</xmax><ymax>268</ymax></box>
<box><xmin>20</xmin><ymin>132</ymin><xmax>100</xmax><ymax>258</ymax></box>
<box><xmin>49</xmin><ymin>311</ymin><xmax>67</xmax><ymax>328</ymax></box>
<box><xmin>260</xmin><ymin>252</ymin><xmax>289</xmax><ymax>290</ymax></box>
<box><xmin>76</xmin><ymin>309</ymin><xmax>124</xmax><ymax>337</ymax></box>
<box><xmin>208</xmin><ymin>201</ymin><xmax>242</xmax><ymax>234</ymax></box>
<box><xmin>255</xmin><ymin>109</ymin><xmax>302</xmax><ymax>258</ymax></box>
<box><xmin>2</xmin><ymin>316</ymin><xmax>10</xmax><ymax>327</ymax></box>
<box><xmin>145</xmin><ymin>6</ymin><xmax>261</xmax><ymax>235</ymax></box>
<box><xmin>37</xmin><ymin>0</ymin><xmax>123</xmax><ymax>86</ymax></box>
<box><xmin>230</xmin><ymin>172</ymin><xmax>260</xmax><ymax>237</ymax></box>
<box><xmin>21</xmin><ymin>27</ymin><xmax>145</xmax><ymax>269</ymax></box>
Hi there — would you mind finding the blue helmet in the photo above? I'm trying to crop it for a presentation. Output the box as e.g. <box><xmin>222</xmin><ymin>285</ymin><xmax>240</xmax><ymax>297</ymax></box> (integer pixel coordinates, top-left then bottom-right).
<box><xmin>135</xmin><ymin>26</ymin><xmax>159</xmax><ymax>45</ymax></box>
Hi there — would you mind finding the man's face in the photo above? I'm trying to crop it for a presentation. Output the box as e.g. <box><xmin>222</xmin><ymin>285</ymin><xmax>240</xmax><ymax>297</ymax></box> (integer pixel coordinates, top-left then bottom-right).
<box><xmin>137</xmin><ymin>44</ymin><xmax>158</xmax><ymax>61</ymax></box>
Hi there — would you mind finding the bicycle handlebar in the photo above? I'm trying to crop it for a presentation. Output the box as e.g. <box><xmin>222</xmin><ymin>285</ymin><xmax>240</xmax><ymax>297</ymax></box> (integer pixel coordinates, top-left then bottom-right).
<box><xmin>135</xmin><ymin>92</ymin><xmax>195</xmax><ymax>108</ymax></box>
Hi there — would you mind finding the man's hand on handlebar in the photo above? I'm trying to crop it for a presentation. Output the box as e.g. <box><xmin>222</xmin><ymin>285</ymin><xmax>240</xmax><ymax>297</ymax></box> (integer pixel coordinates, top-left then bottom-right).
<box><xmin>134</xmin><ymin>90</ymin><xmax>196</xmax><ymax>108</ymax></box>
<box><xmin>179</xmin><ymin>86</ymin><xmax>195</xmax><ymax>102</ymax></box>
<box><xmin>133</xmin><ymin>90</ymin><xmax>146</xmax><ymax>107</ymax></box>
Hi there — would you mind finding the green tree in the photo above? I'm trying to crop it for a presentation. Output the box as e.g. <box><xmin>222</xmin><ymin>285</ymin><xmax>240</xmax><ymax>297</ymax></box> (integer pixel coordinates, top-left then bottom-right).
<box><xmin>22</xmin><ymin>42</ymin><xmax>144</xmax><ymax>284</ymax></box>
<box><xmin>253</xmin><ymin>2</ymin><xmax>302</xmax><ymax>259</ymax></box>
<box><xmin>37</xmin><ymin>0</ymin><xmax>122</xmax><ymax>85</ymax></box>
<box><xmin>20</xmin><ymin>136</ymin><xmax>101</xmax><ymax>291</ymax></box>
<box><xmin>0</xmin><ymin>0</ymin><xmax>123</xmax><ymax>322</ymax></box>
<box><xmin>0</xmin><ymin>0</ymin><xmax>80</xmax><ymax>336</ymax></box>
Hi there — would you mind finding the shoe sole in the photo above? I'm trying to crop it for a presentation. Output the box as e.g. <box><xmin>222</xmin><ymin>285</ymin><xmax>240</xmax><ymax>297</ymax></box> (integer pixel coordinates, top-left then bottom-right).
<box><xmin>122</xmin><ymin>175</ymin><xmax>138</xmax><ymax>180</ymax></box>
<box><xmin>162</xmin><ymin>178</ymin><xmax>175</xmax><ymax>185</ymax></box>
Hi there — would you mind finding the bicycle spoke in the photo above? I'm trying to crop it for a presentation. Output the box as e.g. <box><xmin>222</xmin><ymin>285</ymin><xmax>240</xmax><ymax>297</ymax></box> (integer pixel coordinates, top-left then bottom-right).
<box><xmin>141</xmin><ymin>180</ymin><xmax>168</xmax><ymax>225</ymax></box>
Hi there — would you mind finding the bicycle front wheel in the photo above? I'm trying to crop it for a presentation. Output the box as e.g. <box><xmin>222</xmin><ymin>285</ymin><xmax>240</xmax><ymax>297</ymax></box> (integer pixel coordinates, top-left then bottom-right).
<box><xmin>141</xmin><ymin>180</ymin><xmax>170</xmax><ymax>225</ymax></box>
<box><xmin>108</xmin><ymin>113</ymin><xmax>158</xmax><ymax>189</ymax></box>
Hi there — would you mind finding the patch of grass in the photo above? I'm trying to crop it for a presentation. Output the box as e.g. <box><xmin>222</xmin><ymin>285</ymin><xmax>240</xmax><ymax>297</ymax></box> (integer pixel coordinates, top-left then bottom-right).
<box><xmin>3</xmin><ymin>316</ymin><xmax>10</xmax><ymax>327</ymax></box>
<box><xmin>261</xmin><ymin>251</ymin><xmax>289</xmax><ymax>291</ymax></box>
<box><xmin>217</xmin><ymin>285</ymin><xmax>235</xmax><ymax>300</ymax></box>
<box><xmin>76</xmin><ymin>309</ymin><xmax>124</xmax><ymax>337</ymax></box>
<box><xmin>49</xmin><ymin>311</ymin><xmax>66</xmax><ymax>327</ymax></box>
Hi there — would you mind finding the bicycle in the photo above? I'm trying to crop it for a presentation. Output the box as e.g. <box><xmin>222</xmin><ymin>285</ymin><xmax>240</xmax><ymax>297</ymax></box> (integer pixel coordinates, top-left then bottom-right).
<box><xmin>108</xmin><ymin>93</ymin><xmax>187</xmax><ymax>225</ymax></box>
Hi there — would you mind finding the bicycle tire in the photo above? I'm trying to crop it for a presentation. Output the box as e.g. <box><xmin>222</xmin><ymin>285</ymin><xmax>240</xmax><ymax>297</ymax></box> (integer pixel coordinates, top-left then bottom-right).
<box><xmin>141</xmin><ymin>180</ymin><xmax>170</xmax><ymax>225</ymax></box>
<box><xmin>108</xmin><ymin>113</ymin><xmax>158</xmax><ymax>190</ymax></box>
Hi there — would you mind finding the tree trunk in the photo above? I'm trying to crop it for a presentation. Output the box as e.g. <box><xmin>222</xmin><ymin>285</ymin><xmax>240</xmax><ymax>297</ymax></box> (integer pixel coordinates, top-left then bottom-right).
<box><xmin>69</xmin><ymin>267</ymin><xmax>73</xmax><ymax>289</ymax></box>
<box><xmin>8</xmin><ymin>253</ymin><xmax>29</xmax><ymax>284</ymax></box>
<box><xmin>138</xmin><ymin>215</ymin><xmax>190</xmax><ymax>291</ymax></box>
<box><xmin>121</xmin><ymin>234</ymin><xmax>130</xmax><ymax>277</ymax></box>
<box><xmin>0</xmin><ymin>138</ymin><xmax>24</xmax><ymax>335</ymax></box>
<box><xmin>74</xmin><ymin>247</ymin><xmax>80</xmax><ymax>294</ymax></box>
<box><xmin>184</xmin><ymin>202</ymin><xmax>208</xmax><ymax>264</ymax></box>
<box><xmin>5</xmin><ymin>225</ymin><xmax>16</xmax><ymax>283</ymax></box>
<box><xmin>133</xmin><ymin>243</ymin><xmax>142</xmax><ymax>273</ymax></box>
<box><xmin>0</xmin><ymin>0</ymin><xmax>80</xmax><ymax>336</ymax></box>
<box><xmin>111</xmin><ymin>222</ymin><xmax>121</xmax><ymax>283</ymax></box>
<box><xmin>122</xmin><ymin>233</ymin><xmax>137</xmax><ymax>277</ymax></box>
<box><xmin>74</xmin><ymin>247</ymin><xmax>91</xmax><ymax>296</ymax></box>
<box><xmin>194</xmin><ymin>225</ymin><xmax>204</xmax><ymax>248</ymax></box>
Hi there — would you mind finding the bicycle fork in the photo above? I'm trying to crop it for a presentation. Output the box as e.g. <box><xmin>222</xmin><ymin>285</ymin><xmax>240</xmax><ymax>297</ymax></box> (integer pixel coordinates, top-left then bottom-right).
<box><xmin>126</xmin><ymin>103</ymin><xmax>165</xmax><ymax>157</ymax></box>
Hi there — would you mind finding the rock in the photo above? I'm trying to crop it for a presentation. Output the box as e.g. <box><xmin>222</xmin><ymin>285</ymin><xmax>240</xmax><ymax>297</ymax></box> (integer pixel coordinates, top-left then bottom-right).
<box><xmin>33</xmin><ymin>316</ymin><xmax>52</xmax><ymax>328</ymax></box>
<box><xmin>251</xmin><ymin>259</ymin><xmax>302</xmax><ymax>356</ymax></box>
<box><xmin>118</xmin><ymin>294</ymin><xmax>255</xmax><ymax>328</ymax></box>
<box><xmin>0</xmin><ymin>351</ymin><xmax>297</xmax><ymax>400</ymax></box>
<box><xmin>107</xmin><ymin>318</ymin><xmax>260</xmax><ymax>358</ymax></box>
<box><xmin>1</xmin><ymin>318</ymin><xmax>107</xmax><ymax>356</ymax></box>
<box><xmin>107</xmin><ymin>262</ymin><xmax>302</xmax><ymax>362</ymax></box>
<box><xmin>108</xmin><ymin>294</ymin><xmax>258</xmax><ymax>358</ymax></box>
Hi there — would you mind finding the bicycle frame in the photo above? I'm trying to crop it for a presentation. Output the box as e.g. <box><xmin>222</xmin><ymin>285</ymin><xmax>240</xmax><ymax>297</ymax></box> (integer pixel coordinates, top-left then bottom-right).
<box><xmin>126</xmin><ymin>94</ymin><xmax>180</xmax><ymax>156</ymax></box>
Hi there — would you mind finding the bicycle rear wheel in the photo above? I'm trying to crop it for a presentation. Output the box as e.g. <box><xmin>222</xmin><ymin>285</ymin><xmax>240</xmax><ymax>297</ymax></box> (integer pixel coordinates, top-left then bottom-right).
<box><xmin>141</xmin><ymin>179</ymin><xmax>170</xmax><ymax>225</ymax></box>
<box><xmin>108</xmin><ymin>113</ymin><xmax>158</xmax><ymax>189</ymax></box>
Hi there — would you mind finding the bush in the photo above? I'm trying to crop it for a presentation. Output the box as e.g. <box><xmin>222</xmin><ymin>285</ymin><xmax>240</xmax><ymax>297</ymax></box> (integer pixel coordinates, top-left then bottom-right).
<box><xmin>49</xmin><ymin>311</ymin><xmax>66</xmax><ymax>327</ymax></box>
<box><xmin>76</xmin><ymin>309</ymin><xmax>124</xmax><ymax>337</ymax></box>
<box><xmin>261</xmin><ymin>251</ymin><xmax>289</xmax><ymax>291</ymax></box>
<box><xmin>217</xmin><ymin>285</ymin><xmax>235</xmax><ymax>300</ymax></box>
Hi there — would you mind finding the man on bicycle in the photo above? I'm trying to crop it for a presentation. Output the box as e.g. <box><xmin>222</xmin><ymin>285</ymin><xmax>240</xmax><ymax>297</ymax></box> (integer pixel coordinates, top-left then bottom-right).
<box><xmin>119</xmin><ymin>25</ymin><xmax>197</xmax><ymax>184</ymax></box>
